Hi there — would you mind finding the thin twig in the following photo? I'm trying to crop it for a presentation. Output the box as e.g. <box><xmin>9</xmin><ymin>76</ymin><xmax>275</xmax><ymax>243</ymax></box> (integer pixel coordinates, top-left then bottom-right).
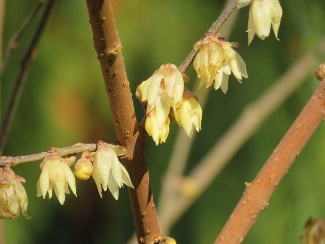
<box><xmin>0</xmin><ymin>143</ymin><xmax>97</xmax><ymax>166</ymax></box>
<box><xmin>85</xmin><ymin>1</ymin><xmax>161</xmax><ymax>243</ymax></box>
<box><xmin>0</xmin><ymin>2</ymin><xmax>44</xmax><ymax>78</ymax></box>
<box><xmin>157</xmin><ymin>1</ymin><xmax>239</xmax><ymax>232</ymax></box>
<box><xmin>0</xmin><ymin>0</ymin><xmax>54</xmax><ymax>155</ymax></box>
<box><xmin>215</xmin><ymin>76</ymin><xmax>325</xmax><ymax>244</ymax></box>
<box><xmin>178</xmin><ymin>0</ymin><xmax>238</xmax><ymax>73</ymax></box>
<box><xmin>157</xmin><ymin>37</ymin><xmax>325</xmax><ymax>234</ymax></box>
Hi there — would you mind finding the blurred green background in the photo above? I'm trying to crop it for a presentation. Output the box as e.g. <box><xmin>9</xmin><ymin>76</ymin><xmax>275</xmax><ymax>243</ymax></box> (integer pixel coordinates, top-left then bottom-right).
<box><xmin>1</xmin><ymin>0</ymin><xmax>325</xmax><ymax>243</ymax></box>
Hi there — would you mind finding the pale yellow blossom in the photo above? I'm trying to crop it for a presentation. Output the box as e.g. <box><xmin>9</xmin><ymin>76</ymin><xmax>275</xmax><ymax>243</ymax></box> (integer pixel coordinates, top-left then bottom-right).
<box><xmin>92</xmin><ymin>142</ymin><xmax>133</xmax><ymax>200</ymax></box>
<box><xmin>194</xmin><ymin>33</ymin><xmax>247</xmax><ymax>93</ymax></box>
<box><xmin>172</xmin><ymin>89</ymin><xmax>202</xmax><ymax>137</ymax></box>
<box><xmin>0</xmin><ymin>165</ymin><xmax>30</xmax><ymax>219</ymax></box>
<box><xmin>37</xmin><ymin>149</ymin><xmax>77</xmax><ymax>205</ymax></box>
<box><xmin>237</xmin><ymin>0</ymin><xmax>283</xmax><ymax>45</ymax></box>
<box><xmin>136</xmin><ymin>63</ymin><xmax>186</xmax><ymax>144</ymax></box>
<box><xmin>145</xmin><ymin>108</ymin><xmax>170</xmax><ymax>145</ymax></box>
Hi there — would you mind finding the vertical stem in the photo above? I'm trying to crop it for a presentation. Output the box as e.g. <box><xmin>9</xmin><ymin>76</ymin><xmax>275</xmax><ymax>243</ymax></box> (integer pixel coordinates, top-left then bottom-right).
<box><xmin>85</xmin><ymin>1</ymin><xmax>161</xmax><ymax>243</ymax></box>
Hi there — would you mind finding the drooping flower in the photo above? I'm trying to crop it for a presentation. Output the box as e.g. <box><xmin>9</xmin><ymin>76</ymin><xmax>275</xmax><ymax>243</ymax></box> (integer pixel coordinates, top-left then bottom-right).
<box><xmin>171</xmin><ymin>89</ymin><xmax>202</xmax><ymax>137</ymax></box>
<box><xmin>237</xmin><ymin>0</ymin><xmax>283</xmax><ymax>45</ymax></box>
<box><xmin>37</xmin><ymin>148</ymin><xmax>77</xmax><ymax>205</ymax></box>
<box><xmin>193</xmin><ymin>33</ymin><xmax>248</xmax><ymax>93</ymax></box>
<box><xmin>92</xmin><ymin>142</ymin><xmax>133</xmax><ymax>200</ymax></box>
<box><xmin>74</xmin><ymin>150</ymin><xmax>93</xmax><ymax>180</ymax></box>
<box><xmin>0</xmin><ymin>164</ymin><xmax>30</xmax><ymax>219</ymax></box>
<box><xmin>136</xmin><ymin>63</ymin><xmax>186</xmax><ymax>144</ymax></box>
<box><xmin>145</xmin><ymin>108</ymin><xmax>170</xmax><ymax>145</ymax></box>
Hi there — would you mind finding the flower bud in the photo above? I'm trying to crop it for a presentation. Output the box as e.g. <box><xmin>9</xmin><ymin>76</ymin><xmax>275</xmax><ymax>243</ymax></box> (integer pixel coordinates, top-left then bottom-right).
<box><xmin>315</xmin><ymin>62</ymin><xmax>325</xmax><ymax>81</ymax></box>
<box><xmin>74</xmin><ymin>156</ymin><xmax>93</xmax><ymax>180</ymax></box>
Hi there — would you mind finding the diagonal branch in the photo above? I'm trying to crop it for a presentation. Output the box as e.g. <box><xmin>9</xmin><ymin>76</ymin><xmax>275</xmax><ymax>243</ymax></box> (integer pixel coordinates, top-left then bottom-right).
<box><xmin>0</xmin><ymin>143</ymin><xmax>97</xmax><ymax>166</ymax></box>
<box><xmin>0</xmin><ymin>0</ymin><xmax>55</xmax><ymax>155</ymax></box>
<box><xmin>84</xmin><ymin>0</ymin><xmax>161</xmax><ymax>243</ymax></box>
<box><xmin>178</xmin><ymin>0</ymin><xmax>238</xmax><ymax>73</ymax></box>
<box><xmin>157</xmin><ymin>37</ymin><xmax>325</xmax><ymax>234</ymax></box>
<box><xmin>215</xmin><ymin>74</ymin><xmax>325</xmax><ymax>243</ymax></box>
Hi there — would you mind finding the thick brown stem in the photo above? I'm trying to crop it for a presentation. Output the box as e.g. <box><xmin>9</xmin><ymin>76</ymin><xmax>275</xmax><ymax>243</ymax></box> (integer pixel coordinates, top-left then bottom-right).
<box><xmin>85</xmin><ymin>1</ymin><xmax>161</xmax><ymax>243</ymax></box>
<box><xmin>215</xmin><ymin>77</ymin><xmax>325</xmax><ymax>243</ymax></box>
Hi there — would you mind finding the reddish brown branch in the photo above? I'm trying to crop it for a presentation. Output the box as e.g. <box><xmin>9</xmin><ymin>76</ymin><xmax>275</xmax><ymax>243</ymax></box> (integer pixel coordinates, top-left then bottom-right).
<box><xmin>85</xmin><ymin>0</ymin><xmax>161</xmax><ymax>243</ymax></box>
<box><xmin>215</xmin><ymin>77</ymin><xmax>325</xmax><ymax>243</ymax></box>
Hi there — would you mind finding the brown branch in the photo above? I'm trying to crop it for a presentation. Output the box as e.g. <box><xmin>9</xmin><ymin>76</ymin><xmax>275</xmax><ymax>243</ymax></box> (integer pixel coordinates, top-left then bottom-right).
<box><xmin>0</xmin><ymin>0</ymin><xmax>55</xmax><ymax>155</ymax></box>
<box><xmin>85</xmin><ymin>0</ymin><xmax>161</xmax><ymax>243</ymax></box>
<box><xmin>178</xmin><ymin>0</ymin><xmax>238</xmax><ymax>73</ymax></box>
<box><xmin>215</xmin><ymin>75</ymin><xmax>325</xmax><ymax>243</ymax></box>
<box><xmin>156</xmin><ymin>37</ymin><xmax>325</xmax><ymax>235</ymax></box>
<box><xmin>0</xmin><ymin>2</ymin><xmax>44</xmax><ymax>78</ymax></box>
<box><xmin>0</xmin><ymin>143</ymin><xmax>97</xmax><ymax>166</ymax></box>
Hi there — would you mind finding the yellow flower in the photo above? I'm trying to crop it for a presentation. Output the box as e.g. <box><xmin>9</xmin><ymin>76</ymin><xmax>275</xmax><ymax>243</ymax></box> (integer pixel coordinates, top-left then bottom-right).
<box><xmin>194</xmin><ymin>33</ymin><xmax>248</xmax><ymax>93</ymax></box>
<box><xmin>0</xmin><ymin>165</ymin><xmax>30</xmax><ymax>219</ymax></box>
<box><xmin>92</xmin><ymin>142</ymin><xmax>133</xmax><ymax>200</ymax></box>
<box><xmin>137</xmin><ymin>63</ymin><xmax>184</xmax><ymax>112</ymax></box>
<box><xmin>145</xmin><ymin>108</ymin><xmax>170</xmax><ymax>145</ymax></box>
<box><xmin>136</xmin><ymin>63</ymin><xmax>185</xmax><ymax>144</ymax></box>
<box><xmin>237</xmin><ymin>0</ymin><xmax>283</xmax><ymax>45</ymax></box>
<box><xmin>37</xmin><ymin>149</ymin><xmax>77</xmax><ymax>205</ymax></box>
<box><xmin>172</xmin><ymin>89</ymin><xmax>202</xmax><ymax>137</ymax></box>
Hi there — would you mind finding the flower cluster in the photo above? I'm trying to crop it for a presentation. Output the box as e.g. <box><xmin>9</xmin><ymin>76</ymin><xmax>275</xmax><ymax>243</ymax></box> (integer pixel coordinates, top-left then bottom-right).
<box><xmin>0</xmin><ymin>164</ymin><xmax>30</xmax><ymax>219</ymax></box>
<box><xmin>237</xmin><ymin>0</ymin><xmax>283</xmax><ymax>45</ymax></box>
<box><xmin>137</xmin><ymin>63</ymin><xmax>202</xmax><ymax>144</ymax></box>
<box><xmin>37</xmin><ymin>148</ymin><xmax>77</xmax><ymax>205</ymax></box>
<box><xmin>92</xmin><ymin>142</ymin><xmax>133</xmax><ymax>200</ymax></box>
<box><xmin>193</xmin><ymin>33</ymin><xmax>248</xmax><ymax>94</ymax></box>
